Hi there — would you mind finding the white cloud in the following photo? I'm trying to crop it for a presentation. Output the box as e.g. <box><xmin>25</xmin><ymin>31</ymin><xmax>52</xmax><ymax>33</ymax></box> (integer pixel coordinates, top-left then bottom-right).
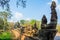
<box><xmin>14</xmin><ymin>12</ymin><xmax>23</xmax><ymax>19</ymax></box>
<box><xmin>26</xmin><ymin>18</ymin><xmax>30</xmax><ymax>21</ymax></box>
<box><xmin>9</xmin><ymin>12</ymin><xmax>23</xmax><ymax>22</ymax></box>
<box><xmin>48</xmin><ymin>2</ymin><xmax>51</xmax><ymax>5</ymax></box>
<box><xmin>56</xmin><ymin>5</ymin><xmax>60</xmax><ymax>11</ymax></box>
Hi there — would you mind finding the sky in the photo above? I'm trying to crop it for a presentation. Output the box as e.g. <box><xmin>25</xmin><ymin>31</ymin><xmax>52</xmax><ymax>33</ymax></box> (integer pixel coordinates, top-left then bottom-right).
<box><xmin>0</xmin><ymin>0</ymin><xmax>60</xmax><ymax>24</ymax></box>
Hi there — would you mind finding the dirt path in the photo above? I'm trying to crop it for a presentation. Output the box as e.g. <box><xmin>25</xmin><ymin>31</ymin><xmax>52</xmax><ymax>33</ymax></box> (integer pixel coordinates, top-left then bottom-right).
<box><xmin>11</xmin><ymin>29</ymin><xmax>26</xmax><ymax>40</ymax></box>
<box><xmin>11</xmin><ymin>29</ymin><xmax>21</xmax><ymax>39</ymax></box>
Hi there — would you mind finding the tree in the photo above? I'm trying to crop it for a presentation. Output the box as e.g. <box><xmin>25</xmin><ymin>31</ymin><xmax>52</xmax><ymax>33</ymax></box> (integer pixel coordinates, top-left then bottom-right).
<box><xmin>0</xmin><ymin>18</ymin><xmax>4</xmax><ymax>29</ymax></box>
<box><xmin>0</xmin><ymin>11</ymin><xmax>12</xmax><ymax>30</ymax></box>
<box><xmin>0</xmin><ymin>0</ymin><xmax>27</xmax><ymax>11</ymax></box>
<box><xmin>30</xmin><ymin>19</ymin><xmax>36</xmax><ymax>25</ymax></box>
<box><xmin>20</xmin><ymin>20</ymin><xmax>26</xmax><ymax>25</ymax></box>
<box><xmin>14</xmin><ymin>22</ymin><xmax>20</xmax><ymax>29</ymax></box>
<box><xmin>30</xmin><ymin>19</ymin><xmax>41</xmax><ymax>29</ymax></box>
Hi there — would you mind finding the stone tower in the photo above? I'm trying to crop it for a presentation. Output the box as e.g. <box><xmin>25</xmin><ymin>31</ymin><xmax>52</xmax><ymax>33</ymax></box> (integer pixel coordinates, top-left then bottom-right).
<box><xmin>40</xmin><ymin>1</ymin><xmax>58</xmax><ymax>40</ymax></box>
<box><xmin>41</xmin><ymin>15</ymin><xmax>47</xmax><ymax>29</ymax></box>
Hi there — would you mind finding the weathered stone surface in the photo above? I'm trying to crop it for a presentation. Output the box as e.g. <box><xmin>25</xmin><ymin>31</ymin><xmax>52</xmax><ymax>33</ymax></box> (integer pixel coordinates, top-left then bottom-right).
<box><xmin>40</xmin><ymin>1</ymin><xmax>57</xmax><ymax>40</ymax></box>
<box><xmin>24</xmin><ymin>1</ymin><xmax>58</xmax><ymax>40</ymax></box>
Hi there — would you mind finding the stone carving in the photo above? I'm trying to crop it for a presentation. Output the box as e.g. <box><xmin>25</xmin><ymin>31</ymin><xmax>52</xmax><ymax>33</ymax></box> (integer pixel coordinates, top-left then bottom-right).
<box><xmin>41</xmin><ymin>15</ymin><xmax>47</xmax><ymax>29</ymax></box>
<box><xmin>24</xmin><ymin>1</ymin><xmax>58</xmax><ymax>40</ymax></box>
<box><xmin>39</xmin><ymin>1</ymin><xmax>57</xmax><ymax>40</ymax></box>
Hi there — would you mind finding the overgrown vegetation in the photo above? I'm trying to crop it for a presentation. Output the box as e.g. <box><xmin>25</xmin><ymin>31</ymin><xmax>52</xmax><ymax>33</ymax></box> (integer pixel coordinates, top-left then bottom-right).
<box><xmin>0</xmin><ymin>0</ymin><xmax>60</xmax><ymax>40</ymax></box>
<box><xmin>56</xmin><ymin>25</ymin><xmax>60</xmax><ymax>32</ymax></box>
<box><xmin>0</xmin><ymin>31</ymin><xmax>11</xmax><ymax>39</ymax></box>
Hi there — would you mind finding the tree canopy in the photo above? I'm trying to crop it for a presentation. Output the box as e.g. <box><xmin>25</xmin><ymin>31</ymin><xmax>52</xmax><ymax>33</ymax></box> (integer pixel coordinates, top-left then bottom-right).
<box><xmin>0</xmin><ymin>0</ymin><xmax>27</xmax><ymax>11</ymax></box>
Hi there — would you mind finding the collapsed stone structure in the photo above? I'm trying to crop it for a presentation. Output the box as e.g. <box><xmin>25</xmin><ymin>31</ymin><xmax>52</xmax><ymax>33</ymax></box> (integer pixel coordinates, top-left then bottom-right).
<box><xmin>39</xmin><ymin>1</ymin><xmax>57</xmax><ymax>40</ymax></box>
<box><xmin>24</xmin><ymin>1</ymin><xmax>58</xmax><ymax>40</ymax></box>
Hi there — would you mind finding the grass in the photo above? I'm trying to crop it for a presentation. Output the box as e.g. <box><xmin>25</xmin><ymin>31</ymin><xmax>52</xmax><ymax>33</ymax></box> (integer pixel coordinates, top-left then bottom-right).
<box><xmin>0</xmin><ymin>31</ymin><xmax>12</xmax><ymax>40</ymax></box>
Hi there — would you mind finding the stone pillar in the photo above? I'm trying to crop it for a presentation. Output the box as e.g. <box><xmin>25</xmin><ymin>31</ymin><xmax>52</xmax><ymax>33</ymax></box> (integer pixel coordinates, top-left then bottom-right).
<box><xmin>40</xmin><ymin>1</ymin><xmax>58</xmax><ymax>40</ymax></box>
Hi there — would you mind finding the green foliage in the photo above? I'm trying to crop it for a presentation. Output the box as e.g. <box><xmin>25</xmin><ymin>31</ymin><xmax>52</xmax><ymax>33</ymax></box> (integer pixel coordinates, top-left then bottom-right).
<box><xmin>30</xmin><ymin>19</ymin><xmax>41</xmax><ymax>29</ymax></box>
<box><xmin>56</xmin><ymin>25</ymin><xmax>60</xmax><ymax>32</ymax></box>
<box><xmin>0</xmin><ymin>11</ymin><xmax>12</xmax><ymax>30</ymax></box>
<box><xmin>0</xmin><ymin>18</ymin><xmax>4</xmax><ymax>29</ymax></box>
<box><xmin>16</xmin><ymin>0</ymin><xmax>26</xmax><ymax>8</ymax></box>
<box><xmin>0</xmin><ymin>0</ymin><xmax>26</xmax><ymax>11</ymax></box>
<box><xmin>36</xmin><ymin>21</ymin><xmax>41</xmax><ymax>30</ymax></box>
<box><xmin>20</xmin><ymin>20</ymin><xmax>26</xmax><ymax>25</ymax></box>
<box><xmin>0</xmin><ymin>0</ymin><xmax>10</xmax><ymax>11</ymax></box>
<box><xmin>0</xmin><ymin>32</ymin><xmax>11</xmax><ymax>39</ymax></box>
<box><xmin>0</xmin><ymin>11</ymin><xmax>12</xmax><ymax>19</ymax></box>
<box><xmin>30</xmin><ymin>19</ymin><xmax>36</xmax><ymax>25</ymax></box>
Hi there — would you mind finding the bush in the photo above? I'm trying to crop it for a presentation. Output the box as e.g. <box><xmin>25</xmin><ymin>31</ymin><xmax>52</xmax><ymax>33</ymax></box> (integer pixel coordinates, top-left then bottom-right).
<box><xmin>0</xmin><ymin>31</ymin><xmax>11</xmax><ymax>40</ymax></box>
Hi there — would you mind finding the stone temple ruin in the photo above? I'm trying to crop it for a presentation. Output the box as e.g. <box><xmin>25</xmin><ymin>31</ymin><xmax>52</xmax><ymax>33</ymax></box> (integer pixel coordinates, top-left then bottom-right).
<box><xmin>24</xmin><ymin>1</ymin><xmax>58</xmax><ymax>40</ymax></box>
<box><xmin>39</xmin><ymin>1</ymin><xmax>57</xmax><ymax>40</ymax></box>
